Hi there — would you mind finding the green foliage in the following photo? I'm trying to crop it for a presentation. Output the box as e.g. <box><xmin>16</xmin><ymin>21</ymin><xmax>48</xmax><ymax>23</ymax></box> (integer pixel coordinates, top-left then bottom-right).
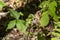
<box><xmin>26</xmin><ymin>14</ymin><xmax>34</xmax><ymax>26</ymax></box>
<box><xmin>48</xmin><ymin>1</ymin><xmax>58</xmax><ymax>21</ymax></box>
<box><xmin>0</xmin><ymin>1</ymin><xmax>6</xmax><ymax>11</ymax></box>
<box><xmin>51</xmin><ymin>38</ymin><xmax>60</xmax><ymax>40</ymax></box>
<box><xmin>55</xmin><ymin>22</ymin><xmax>60</xmax><ymax>27</ymax></box>
<box><xmin>16</xmin><ymin>20</ymin><xmax>26</xmax><ymax>33</ymax></box>
<box><xmin>52</xmin><ymin>32</ymin><xmax>60</xmax><ymax>37</ymax></box>
<box><xmin>51</xmin><ymin>22</ymin><xmax>60</xmax><ymax>38</ymax></box>
<box><xmin>6</xmin><ymin>9</ymin><xmax>26</xmax><ymax>33</ymax></box>
<box><xmin>37</xmin><ymin>32</ymin><xmax>45</xmax><ymax>40</ymax></box>
<box><xmin>39</xmin><ymin>0</ymin><xmax>60</xmax><ymax>40</ymax></box>
<box><xmin>39</xmin><ymin>1</ymin><xmax>49</xmax><ymax>8</ymax></box>
<box><xmin>1</xmin><ymin>0</ymin><xmax>60</xmax><ymax>40</ymax></box>
<box><xmin>39</xmin><ymin>0</ymin><xmax>59</xmax><ymax>21</ymax></box>
<box><xmin>9</xmin><ymin>9</ymin><xmax>23</xmax><ymax>19</ymax></box>
<box><xmin>40</xmin><ymin>11</ymin><xmax>49</xmax><ymax>27</ymax></box>
<box><xmin>58</xmin><ymin>1</ymin><xmax>60</xmax><ymax>5</ymax></box>
<box><xmin>7</xmin><ymin>20</ymin><xmax>16</xmax><ymax>30</ymax></box>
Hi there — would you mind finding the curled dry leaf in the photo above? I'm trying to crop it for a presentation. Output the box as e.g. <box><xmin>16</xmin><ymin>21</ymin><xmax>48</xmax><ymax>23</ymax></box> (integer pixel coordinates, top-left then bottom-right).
<box><xmin>0</xmin><ymin>12</ymin><xmax>8</xmax><ymax>19</ymax></box>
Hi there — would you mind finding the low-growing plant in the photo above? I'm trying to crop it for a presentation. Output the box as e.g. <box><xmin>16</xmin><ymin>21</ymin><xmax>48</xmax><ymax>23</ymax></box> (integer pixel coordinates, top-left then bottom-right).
<box><xmin>38</xmin><ymin>0</ymin><xmax>60</xmax><ymax>40</ymax></box>
<box><xmin>0</xmin><ymin>0</ymin><xmax>60</xmax><ymax>40</ymax></box>
<box><xmin>6</xmin><ymin>9</ymin><xmax>27</xmax><ymax>33</ymax></box>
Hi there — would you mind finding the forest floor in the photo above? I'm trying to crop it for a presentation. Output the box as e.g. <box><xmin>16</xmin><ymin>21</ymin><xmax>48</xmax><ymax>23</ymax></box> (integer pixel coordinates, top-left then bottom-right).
<box><xmin>0</xmin><ymin>0</ymin><xmax>53</xmax><ymax>40</ymax></box>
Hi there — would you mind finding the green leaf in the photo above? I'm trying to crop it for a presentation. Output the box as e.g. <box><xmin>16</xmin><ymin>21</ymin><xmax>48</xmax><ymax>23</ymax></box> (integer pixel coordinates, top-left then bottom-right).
<box><xmin>58</xmin><ymin>1</ymin><xmax>60</xmax><ymax>5</ymax></box>
<box><xmin>19</xmin><ymin>12</ymin><xmax>23</xmax><ymax>16</ymax></box>
<box><xmin>26</xmin><ymin>19</ymin><xmax>32</xmax><ymax>26</ymax></box>
<box><xmin>16</xmin><ymin>20</ymin><xmax>27</xmax><ymax>33</ymax></box>
<box><xmin>49</xmin><ymin>1</ymin><xmax>57</xmax><ymax>7</ymax></box>
<box><xmin>37</xmin><ymin>33</ymin><xmax>45</xmax><ymax>40</ymax></box>
<box><xmin>48</xmin><ymin>1</ymin><xmax>58</xmax><ymax>21</ymax></box>
<box><xmin>52</xmin><ymin>32</ymin><xmax>60</xmax><ymax>37</ymax></box>
<box><xmin>51</xmin><ymin>38</ymin><xmax>60</xmax><ymax>40</ymax></box>
<box><xmin>39</xmin><ymin>1</ymin><xmax>49</xmax><ymax>8</ymax></box>
<box><xmin>56</xmin><ymin>22</ymin><xmax>60</xmax><ymax>27</ymax></box>
<box><xmin>48</xmin><ymin>6</ymin><xmax>56</xmax><ymax>17</ymax></box>
<box><xmin>48</xmin><ymin>1</ymin><xmax>57</xmax><ymax>17</ymax></box>
<box><xmin>28</xmin><ymin>14</ymin><xmax>34</xmax><ymax>19</ymax></box>
<box><xmin>48</xmin><ymin>7</ymin><xmax>55</xmax><ymax>17</ymax></box>
<box><xmin>7</xmin><ymin>20</ymin><xmax>16</xmax><ymax>30</ymax></box>
<box><xmin>40</xmin><ymin>11</ymin><xmax>49</xmax><ymax>27</ymax></box>
<box><xmin>0</xmin><ymin>1</ymin><xmax>6</xmax><ymax>10</ymax></box>
<box><xmin>54</xmin><ymin>29</ymin><xmax>60</xmax><ymax>32</ymax></box>
<box><xmin>53</xmin><ymin>15</ymin><xmax>59</xmax><ymax>21</ymax></box>
<box><xmin>26</xmin><ymin>14</ymin><xmax>34</xmax><ymax>26</ymax></box>
<box><xmin>9</xmin><ymin>9</ymin><xmax>20</xmax><ymax>19</ymax></box>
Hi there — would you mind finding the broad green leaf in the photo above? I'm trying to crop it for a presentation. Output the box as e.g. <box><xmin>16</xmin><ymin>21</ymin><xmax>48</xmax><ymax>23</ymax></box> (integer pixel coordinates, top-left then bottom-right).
<box><xmin>16</xmin><ymin>20</ymin><xmax>27</xmax><ymax>33</ymax></box>
<box><xmin>9</xmin><ymin>9</ymin><xmax>20</xmax><ymax>19</ymax></box>
<box><xmin>48</xmin><ymin>5</ymin><xmax>56</xmax><ymax>17</ymax></box>
<box><xmin>49</xmin><ymin>9</ymin><xmax>58</xmax><ymax>21</ymax></box>
<box><xmin>48</xmin><ymin>7</ymin><xmax>55</xmax><ymax>17</ymax></box>
<box><xmin>48</xmin><ymin>1</ymin><xmax>57</xmax><ymax>17</ymax></box>
<box><xmin>0</xmin><ymin>1</ymin><xmax>6</xmax><ymax>10</ymax></box>
<box><xmin>7</xmin><ymin>20</ymin><xmax>16</xmax><ymax>30</ymax></box>
<box><xmin>48</xmin><ymin>1</ymin><xmax>58</xmax><ymax>21</ymax></box>
<box><xmin>40</xmin><ymin>11</ymin><xmax>49</xmax><ymax>27</ymax></box>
